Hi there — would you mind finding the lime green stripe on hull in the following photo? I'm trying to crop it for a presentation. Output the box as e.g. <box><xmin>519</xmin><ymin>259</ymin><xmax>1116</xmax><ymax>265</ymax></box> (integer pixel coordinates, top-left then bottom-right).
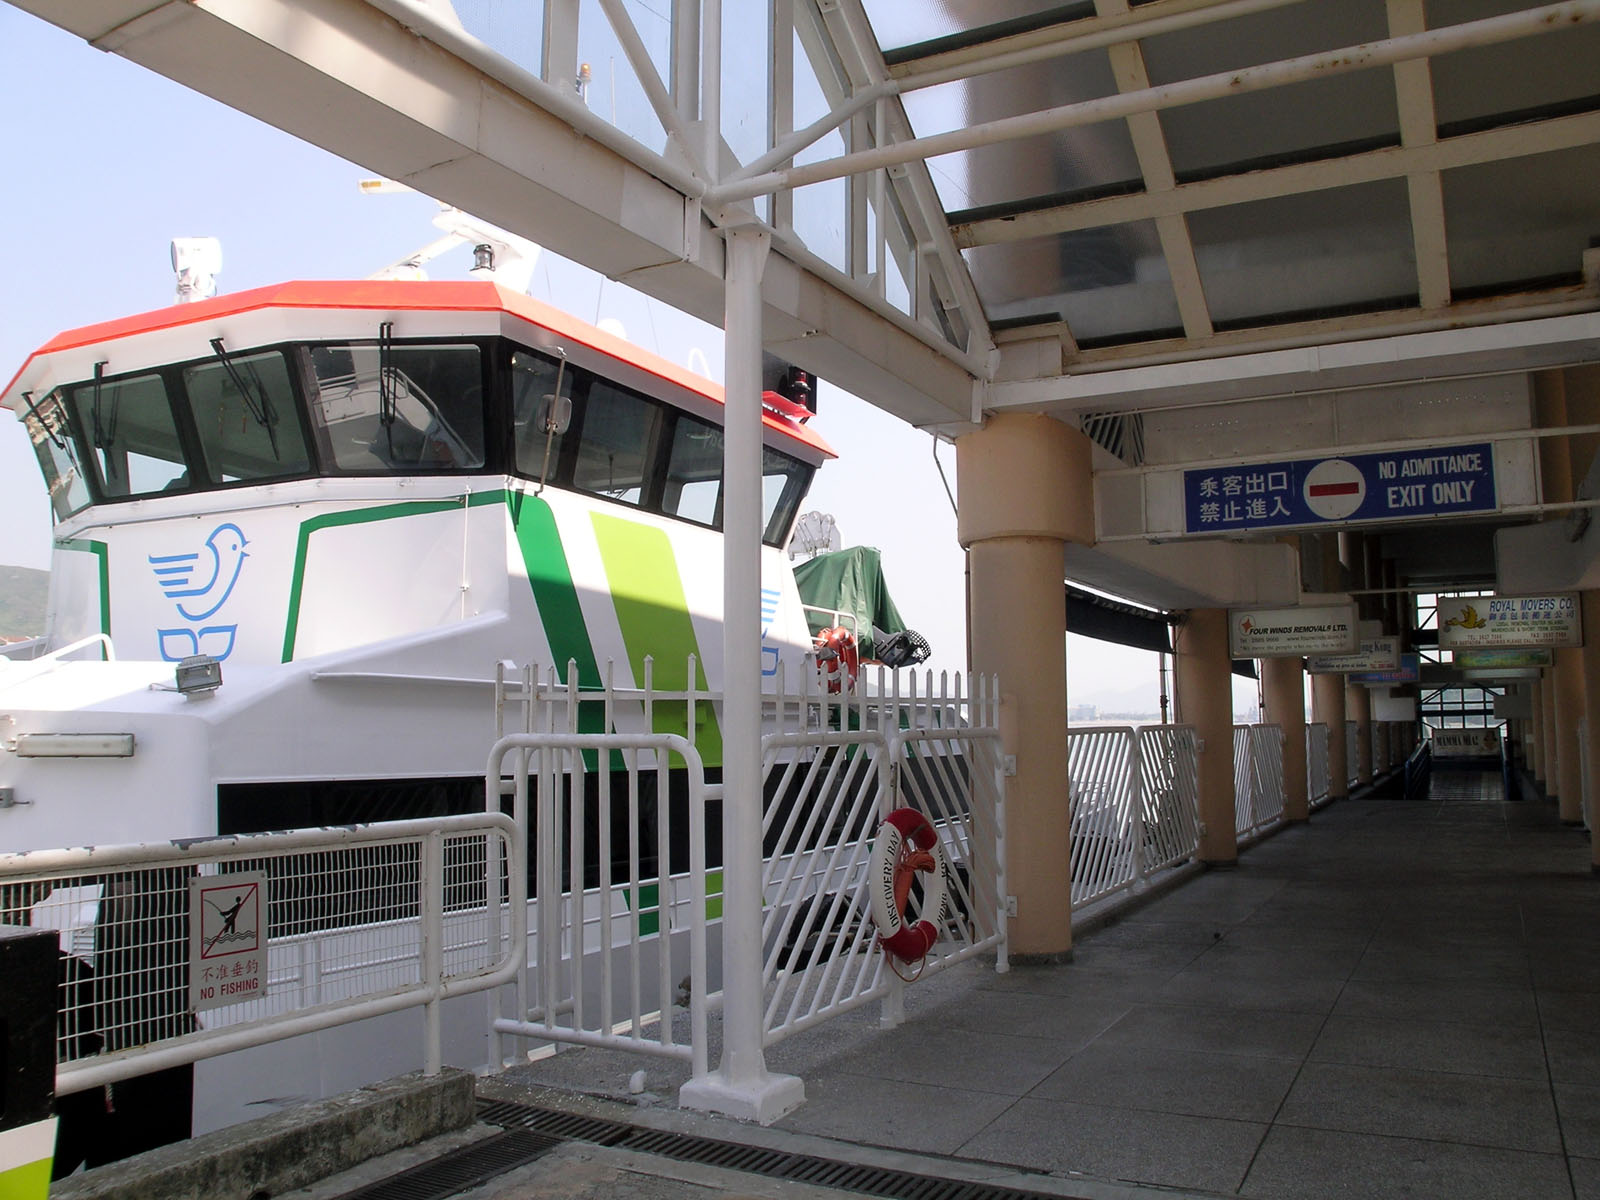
<box><xmin>591</xmin><ymin>513</ymin><xmax>723</xmax><ymax>765</ymax></box>
<box><xmin>0</xmin><ymin>1157</ymin><xmax>52</xmax><ymax>1200</ymax></box>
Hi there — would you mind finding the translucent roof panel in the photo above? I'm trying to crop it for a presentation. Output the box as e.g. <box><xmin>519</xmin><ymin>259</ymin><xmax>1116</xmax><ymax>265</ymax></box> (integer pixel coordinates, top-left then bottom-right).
<box><xmin>1187</xmin><ymin>179</ymin><xmax>1417</xmax><ymax>328</ymax></box>
<box><xmin>922</xmin><ymin>125</ymin><xmax>1143</xmax><ymax>218</ymax></box>
<box><xmin>963</xmin><ymin>220</ymin><xmax>1182</xmax><ymax>345</ymax></box>
<box><xmin>1429</xmin><ymin>0</ymin><xmax>1600</xmax><ymax>130</ymax></box>
<box><xmin>862</xmin><ymin>0</ymin><xmax>1078</xmax><ymax>56</ymax></box>
<box><xmin>1444</xmin><ymin>144</ymin><xmax>1600</xmax><ymax>293</ymax></box>
<box><xmin>1141</xmin><ymin>1</ymin><xmax>1400</xmax><ymax>179</ymax></box>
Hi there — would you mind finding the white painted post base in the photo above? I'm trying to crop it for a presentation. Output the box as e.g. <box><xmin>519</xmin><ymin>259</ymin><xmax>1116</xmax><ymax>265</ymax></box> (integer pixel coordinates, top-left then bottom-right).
<box><xmin>678</xmin><ymin>1070</ymin><xmax>806</xmax><ymax>1125</ymax></box>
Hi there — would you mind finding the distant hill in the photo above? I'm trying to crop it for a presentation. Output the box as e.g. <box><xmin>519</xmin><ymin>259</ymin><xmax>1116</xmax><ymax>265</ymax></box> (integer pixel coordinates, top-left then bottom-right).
<box><xmin>0</xmin><ymin>565</ymin><xmax>48</xmax><ymax>637</ymax></box>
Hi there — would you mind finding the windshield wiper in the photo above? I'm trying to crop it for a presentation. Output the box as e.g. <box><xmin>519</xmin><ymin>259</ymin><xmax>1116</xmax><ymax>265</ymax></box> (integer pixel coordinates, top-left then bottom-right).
<box><xmin>209</xmin><ymin>337</ymin><xmax>280</xmax><ymax>460</ymax></box>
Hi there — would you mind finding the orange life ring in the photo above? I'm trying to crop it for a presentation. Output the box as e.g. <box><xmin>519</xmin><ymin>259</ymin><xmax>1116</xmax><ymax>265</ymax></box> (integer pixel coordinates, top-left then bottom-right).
<box><xmin>868</xmin><ymin>807</ymin><xmax>948</xmax><ymax>966</ymax></box>
<box><xmin>814</xmin><ymin>625</ymin><xmax>859</xmax><ymax>693</ymax></box>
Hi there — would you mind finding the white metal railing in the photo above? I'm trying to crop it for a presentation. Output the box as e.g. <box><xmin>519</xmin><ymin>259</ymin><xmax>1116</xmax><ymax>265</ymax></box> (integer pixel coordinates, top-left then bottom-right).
<box><xmin>1234</xmin><ymin>724</ymin><xmax>1286</xmax><ymax>838</ymax></box>
<box><xmin>759</xmin><ymin>670</ymin><xmax>1005</xmax><ymax>1044</ymax></box>
<box><xmin>485</xmin><ymin>658</ymin><xmax>1007</xmax><ymax>1091</ymax></box>
<box><xmin>1307</xmin><ymin>722</ymin><xmax>1332</xmax><ymax>808</ymax></box>
<box><xmin>1067</xmin><ymin>725</ymin><xmax>1201</xmax><ymax>910</ymax></box>
<box><xmin>1346</xmin><ymin>719</ymin><xmax>1361</xmax><ymax>786</ymax></box>
<box><xmin>484</xmin><ymin>731</ymin><xmax>711</xmax><ymax>1075</ymax></box>
<box><xmin>0</xmin><ymin>815</ymin><xmax>521</xmax><ymax>1095</ymax></box>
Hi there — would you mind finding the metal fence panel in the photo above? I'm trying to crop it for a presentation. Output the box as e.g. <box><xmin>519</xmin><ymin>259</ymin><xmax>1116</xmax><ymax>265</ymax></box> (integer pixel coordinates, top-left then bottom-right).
<box><xmin>1346</xmin><ymin>719</ymin><xmax>1361</xmax><ymax>786</ymax></box>
<box><xmin>1307</xmin><ymin>722</ymin><xmax>1331</xmax><ymax>808</ymax></box>
<box><xmin>1138</xmin><ymin>725</ymin><xmax>1201</xmax><ymax>873</ymax></box>
<box><xmin>0</xmin><ymin>815</ymin><xmax>520</xmax><ymax>1095</ymax></box>
<box><xmin>1067</xmin><ymin>728</ymin><xmax>1136</xmax><ymax>908</ymax></box>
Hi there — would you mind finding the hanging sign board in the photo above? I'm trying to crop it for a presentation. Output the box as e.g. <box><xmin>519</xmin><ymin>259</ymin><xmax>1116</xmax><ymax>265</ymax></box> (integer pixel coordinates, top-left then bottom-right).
<box><xmin>1229</xmin><ymin>604</ymin><xmax>1358</xmax><ymax>658</ymax></box>
<box><xmin>1436</xmin><ymin>593</ymin><xmax>1582</xmax><ymax>650</ymax></box>
<box><xmin>1430</xmin><ymin>728</ymin><xmax>1502</xmax><ymax>756</ymax></box>
<box><xmin>189</xmin><ymin>871</ymin><xmax>268</xmax><ymax>1013</ymax></box>
<box><xmin>1452</xmin><ymin>647</ymin><xmax>1553</xmax><ymax>670</ymax></box>
<box><xmin>1349</xmin><ymin>652</ymin><xmax>1420</xmax><ymax>685</ymax></box>
<box><xmin>1184</xmin><ymin>443</ymin><xmax>1496</xmax><ymax>534</ymax></box>
<box><xmin>1306</xmin><ymin>636</ymin><xmax>1400</xmax><ymax>675</ymax></box>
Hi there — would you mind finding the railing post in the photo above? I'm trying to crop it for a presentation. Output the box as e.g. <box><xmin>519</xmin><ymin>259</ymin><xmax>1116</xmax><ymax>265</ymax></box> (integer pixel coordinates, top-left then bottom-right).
<box><xmin>420</xmin><ymin>828</ymin><xmax>444</xmax><ymax>1075</ymax></box>
<box><xmin>1129</xmin><ymin>728</ymin><xmax>1145</xmax><ymax>887</ymax></box>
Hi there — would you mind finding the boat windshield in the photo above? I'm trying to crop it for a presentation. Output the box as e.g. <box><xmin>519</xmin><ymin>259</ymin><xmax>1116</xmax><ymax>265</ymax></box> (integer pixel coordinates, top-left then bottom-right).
<box><xmin>21</xmin><ymin>390</ymin><xmax>92</xmax><ymax>520</ymax></box>
<box><xmin>29</xmin><ymin>335</ymin><xmax>813</xmax><ymax>547</ymax></box>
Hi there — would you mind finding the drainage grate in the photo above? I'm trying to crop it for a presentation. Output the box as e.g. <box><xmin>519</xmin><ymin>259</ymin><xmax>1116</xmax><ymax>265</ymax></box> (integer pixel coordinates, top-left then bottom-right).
<box><xmin>477</xmin><ymin>1098</ymin><xmax>1092</xmax><ymax>1200</ymax></box>
<box><xmin>326</xmin><ymin>1128</ymin><xmax>564</xmax><ymax>1200</ymax></box>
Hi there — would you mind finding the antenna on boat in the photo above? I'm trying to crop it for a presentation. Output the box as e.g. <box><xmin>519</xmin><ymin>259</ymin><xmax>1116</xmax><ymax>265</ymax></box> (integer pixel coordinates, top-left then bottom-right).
<box><xmin>172</xmin><ymin>237</ymin><xmax>222</xmax><ymax>304</ymax></box>
<box><xmin>360</xmin><ymin>179</ymin><xmax>543</xmax><ymax>292</ymax></box>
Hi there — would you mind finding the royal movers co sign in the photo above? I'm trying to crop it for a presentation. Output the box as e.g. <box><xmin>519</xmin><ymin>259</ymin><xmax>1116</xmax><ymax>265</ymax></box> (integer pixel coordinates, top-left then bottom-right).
<box><xmin>1436</xmin><ymin>594</ymin><xmax>1582</xmax><ymax>650</ymax></box>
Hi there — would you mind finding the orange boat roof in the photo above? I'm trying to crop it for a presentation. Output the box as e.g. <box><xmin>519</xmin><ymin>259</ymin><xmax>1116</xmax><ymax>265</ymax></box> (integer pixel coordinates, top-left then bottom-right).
<box><xmin>6</xmin><ymin>279</ymin><xmax>835</xmax><ymax>459</ymax></box>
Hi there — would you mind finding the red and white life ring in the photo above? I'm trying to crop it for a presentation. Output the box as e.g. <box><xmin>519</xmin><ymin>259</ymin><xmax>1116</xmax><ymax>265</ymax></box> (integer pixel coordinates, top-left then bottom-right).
<box><xmin>868</xmin><ymin>807</ymin><xmax>948</xmax><ymax>965</ymax></box>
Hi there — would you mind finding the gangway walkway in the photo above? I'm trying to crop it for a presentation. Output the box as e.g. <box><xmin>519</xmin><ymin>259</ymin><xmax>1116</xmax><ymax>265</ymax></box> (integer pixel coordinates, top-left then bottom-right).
<box><xmin>358</xmin><ymin>764</ymin><xmax>1596</xmax><ymax>1200</ymax></box>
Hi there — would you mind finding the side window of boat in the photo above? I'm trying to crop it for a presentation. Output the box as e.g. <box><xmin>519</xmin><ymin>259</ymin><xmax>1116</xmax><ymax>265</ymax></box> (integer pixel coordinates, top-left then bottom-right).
<box><xmin>762</xmin><ymin>449</ymin><xmax>813</xmax><ymax>546</ymax></box>
<box><xmin>21</xmin><ymin>390</ymin><xmax>93</xmax><ymax>520</ymax></box>
<box><xmin>181</xmin><ymin>351</ymin><xmax>312</xmax><ymax>484</ymax></box>
<box><xmin>569</xmin><ymin>380</ymin><xmax>664</xmax><ymax>507</ymax></box>
<box><xmin>662</xmin><ymin>413</ymin><xmax>722</xmax><ymax>527</ymax></box>
<box><xmin>67</xmin><ymin>372</ymin><xmax>190</xmax><ymax>499</ymax></box>
<box><xmin>305</xmin><ymin>342</ymin><xmax>485</xmax><ymax>472</ymax></box>
<box><xmin>510</xmin><ymin>349</ymin><xmax>576</xmax><ymax>484</ymax></box>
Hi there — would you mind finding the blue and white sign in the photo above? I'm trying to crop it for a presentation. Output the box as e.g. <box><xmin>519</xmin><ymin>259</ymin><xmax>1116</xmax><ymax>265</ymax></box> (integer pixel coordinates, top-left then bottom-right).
<box><xmin>1184</xmin><ymin>443</ymin><xmax>1496</xmax><ymax>534</ymax></box>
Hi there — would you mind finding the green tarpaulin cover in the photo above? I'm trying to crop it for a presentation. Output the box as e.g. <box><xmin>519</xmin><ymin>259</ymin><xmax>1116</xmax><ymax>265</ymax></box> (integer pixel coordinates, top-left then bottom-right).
<box><xmin>792</xmin><ymin>546</ymin><xmax>907</xmax><ymax>660</ymax></box>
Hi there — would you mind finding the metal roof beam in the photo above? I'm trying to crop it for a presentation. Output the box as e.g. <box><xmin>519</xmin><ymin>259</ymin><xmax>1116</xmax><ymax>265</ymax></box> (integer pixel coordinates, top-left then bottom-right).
<box><xmin>706</xmin><ymin>1</ymin><xmax>1600</xmax><ymax>208</ymax></box>
<box><xmin>1386</xmin><ymin>0</ymin><xmax>1451</xmax><ymax>311</ymax></box>
<box><xmin>952</xmin><ymin>108</ymin><xmax>1600</xmax><ymax>248</ymax></box>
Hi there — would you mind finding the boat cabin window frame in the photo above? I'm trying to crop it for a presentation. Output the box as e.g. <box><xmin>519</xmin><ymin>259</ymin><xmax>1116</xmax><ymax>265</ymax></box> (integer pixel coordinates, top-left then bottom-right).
<box><xmin>507</xmin><ymin>340</ymin><xmax>815</xmax><ymax>547</ymax></box>
<box><xmin>21</xmin><ymin>388</ymin><xmax>94</xmax><ymax>521</ymax></box>
<box><xmin>300</xmin><ymin>338</ymin><xmax>492</xmax><ymax>476</ymax></box>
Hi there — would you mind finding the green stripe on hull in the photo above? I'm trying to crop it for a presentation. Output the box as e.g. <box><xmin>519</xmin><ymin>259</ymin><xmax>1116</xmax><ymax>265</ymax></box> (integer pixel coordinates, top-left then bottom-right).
<box><xmin>591</xmin><ymin>513</ymin><xmax>723</xmax><ymax>765</ymax></box>
<box><xmin>0</xmin><ymin>1156</ymin><xmax>52</xmax><ymax>1200</ymax></box>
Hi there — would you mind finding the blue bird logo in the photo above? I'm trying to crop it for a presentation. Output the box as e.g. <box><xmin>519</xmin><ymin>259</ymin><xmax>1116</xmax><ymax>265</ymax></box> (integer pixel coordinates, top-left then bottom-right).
<box><xmin>149</xmin><ymin>523</ymin><xmax>250</xmax><ymax>622</ymax></box>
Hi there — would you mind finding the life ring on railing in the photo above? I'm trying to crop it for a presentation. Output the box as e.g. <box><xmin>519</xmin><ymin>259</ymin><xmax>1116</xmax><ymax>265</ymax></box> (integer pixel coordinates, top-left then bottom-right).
<box><xmin>869</xmin><ymin>807</ymin><xmax>948</xmax><ymax>968</ymax></box>
<box><xmin>814</xmin><ymin>626</ymin><xmax>859</xmax><ymax>693</ymax></box>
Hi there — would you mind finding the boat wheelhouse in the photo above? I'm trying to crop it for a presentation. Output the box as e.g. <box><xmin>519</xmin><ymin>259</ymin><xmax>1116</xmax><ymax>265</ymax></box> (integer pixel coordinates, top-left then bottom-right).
<box><xmin>1</xmin><ymin>280</ymin><xmax>834</xmax><ymax>853</ymax></box>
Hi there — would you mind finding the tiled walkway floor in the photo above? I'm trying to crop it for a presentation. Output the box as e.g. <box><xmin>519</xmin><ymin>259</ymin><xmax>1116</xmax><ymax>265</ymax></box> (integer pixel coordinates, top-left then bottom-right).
<box><xmin>491</xmin><ymin>766</ymin><xmax>1600</xmax><ymax>1200</ymax></box>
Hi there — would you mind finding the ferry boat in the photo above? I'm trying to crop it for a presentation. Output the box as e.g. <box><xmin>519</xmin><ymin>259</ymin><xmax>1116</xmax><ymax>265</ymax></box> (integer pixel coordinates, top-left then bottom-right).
<box><xmin>0</xmin><ymin>251</ymin><xmax>858</xmax><ymax>1151</ymax></box>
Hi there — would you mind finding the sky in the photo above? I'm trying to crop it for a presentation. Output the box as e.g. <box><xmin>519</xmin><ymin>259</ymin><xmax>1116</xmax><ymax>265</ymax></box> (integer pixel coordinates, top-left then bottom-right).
<box><xmin>0</xmin><ymin>8</ymin><xmax>1262</xmax><ymax>718</ymax></box>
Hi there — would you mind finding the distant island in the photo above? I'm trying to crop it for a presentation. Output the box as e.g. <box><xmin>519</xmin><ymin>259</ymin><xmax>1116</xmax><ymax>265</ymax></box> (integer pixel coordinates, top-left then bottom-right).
<box><xmin>0</xmin><ymin>565</ymin><xmax>48</xmax><ymax>638</ymax></box>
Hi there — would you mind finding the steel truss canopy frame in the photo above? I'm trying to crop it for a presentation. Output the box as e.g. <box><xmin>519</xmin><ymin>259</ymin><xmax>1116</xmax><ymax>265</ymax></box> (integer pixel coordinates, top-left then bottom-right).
<box><xmin>14</xmin><ymin>0</ymin><xmax>1599</xmax><ymax>426</ymax></box>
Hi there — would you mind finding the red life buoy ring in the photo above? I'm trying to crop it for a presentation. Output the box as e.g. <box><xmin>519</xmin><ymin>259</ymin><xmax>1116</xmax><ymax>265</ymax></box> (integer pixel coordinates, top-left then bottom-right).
<box><xmin>868</xmin><ymin>807</ymin><xmax>948</xmax><ymax>966</ymax></box>
<box><xmin>814</xmin><ymin>626</ymin><xmax>859</xmax><ymax>693</ymax></box>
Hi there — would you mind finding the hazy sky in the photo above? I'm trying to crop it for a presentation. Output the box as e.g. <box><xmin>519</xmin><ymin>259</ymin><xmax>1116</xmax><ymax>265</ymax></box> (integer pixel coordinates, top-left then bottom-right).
<box><xmin>0</xmin><ymin>8</ymin><xmax>1260</xmax><ymax>715</ymax></box>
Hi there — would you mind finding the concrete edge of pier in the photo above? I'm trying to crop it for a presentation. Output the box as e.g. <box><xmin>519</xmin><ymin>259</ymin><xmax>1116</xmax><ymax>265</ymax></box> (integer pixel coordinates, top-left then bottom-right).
<box><xmin>50</xmin><ymin>1066</ymin><xmax>475</xmax><ymax>1200</ymax></box>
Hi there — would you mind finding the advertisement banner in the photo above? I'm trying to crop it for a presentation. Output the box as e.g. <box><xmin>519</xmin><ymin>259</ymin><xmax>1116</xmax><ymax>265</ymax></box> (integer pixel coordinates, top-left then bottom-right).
<box><xmin>1436</xmin><ymin>594</ymin><xmax>1582</xmax><ymax>650</ymax></box>
<box><xmin>1229</xmin><ymin>604</ymin><xmax>1358</xmax><ymax>659</ymax></box>
<box><xmin>1306</xmin><ymin>636</ymin><xmax>1401</xmax><ymax>674</ymax></box>
<box><xmin>1453</xmin><ymin>647</ymin><xmax>1553</xmax><ymax>670</ymax></box>
<box><xmin>1349</xmin><ymin>652</ymin><xmax>1420</xmax><ymax>685</ymax></box>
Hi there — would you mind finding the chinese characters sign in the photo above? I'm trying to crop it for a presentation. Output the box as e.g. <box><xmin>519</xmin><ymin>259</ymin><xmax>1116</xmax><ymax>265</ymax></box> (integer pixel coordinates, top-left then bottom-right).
<box><xmin>189</xmin><ymin>871</ymin><xmax>268</xmax><ymax>1013</ymax></box>
<box><xmin>1184</xmin><ymin>443</ymin><xmax>1497</xmax><ymax>533</ymax></box>
<box><xmin>1436</xmin><ymin>594</ymin><xmax>1582</xmax><ymax>650</ymax></box>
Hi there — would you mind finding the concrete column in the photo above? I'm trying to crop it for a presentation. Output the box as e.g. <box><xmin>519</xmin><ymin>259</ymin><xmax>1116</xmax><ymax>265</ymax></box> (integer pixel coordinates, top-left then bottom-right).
<box><xmin>1529</xmin><ymin>677</ymin><xmax>1545</xmax><ymax>783</ymax></box>
<box><xmin>1175</xmin><ymin>609</ymin><xmax>1238</xmax><ymax>864</ymax></box>
<box><xmin>1554</xmin><ymin>646</ymin><xmax>1586</xmax><ymax>825</ymax></box>
<box><xmin>1347</xmin><ymin>682</ymin><xmax>1373</xmax><ymax>786</ymax></box>
<box><xmin>1263</xmin><ymin>656</ymin><xmax>1308</xmax><ymax>821</ymax></box>
<box><xmin>958</xmin><ymin>412</ymin><xmax>1093</xmax><ymax>961</ymax></box>
<box><xmin>1541</xmin><ymin>671</ymin><xmax>1558</xmax><ymax>799</ymax></box>
<box><xmin>1581</xmin><ymin>591</ymin><xmax>1600</xmax><ymax>869</ymax></box>
<box><xmin>1313</xmin><ymin>674</ymin><xmax>1348</xmax><ymax>802</ymax></box>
